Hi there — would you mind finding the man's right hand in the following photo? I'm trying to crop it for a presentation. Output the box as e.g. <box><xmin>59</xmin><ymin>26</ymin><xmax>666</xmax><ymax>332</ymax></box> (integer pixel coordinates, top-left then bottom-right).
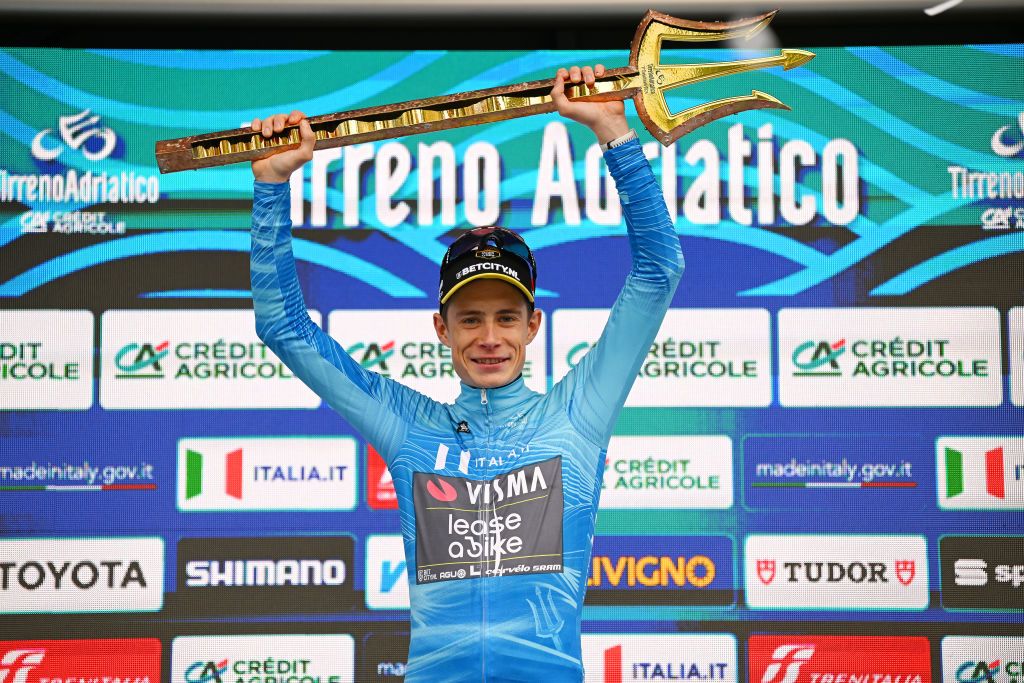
<box><xmin>250</xmin><ymin>110</ymin><xmax>316</xmax><ymax>184</ymax></box>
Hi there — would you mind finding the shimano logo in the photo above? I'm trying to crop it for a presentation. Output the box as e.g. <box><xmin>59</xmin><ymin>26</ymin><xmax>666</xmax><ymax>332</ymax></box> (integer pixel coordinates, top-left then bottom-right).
<box><xmin>455</xmin><ymin>262</ymin><xmax>518</xmax><ymax>281</ymax></box>
<box><xmin>184</xmin><ymin>559</ymin><xmax>346</xmax><ymax>587</ymax></box>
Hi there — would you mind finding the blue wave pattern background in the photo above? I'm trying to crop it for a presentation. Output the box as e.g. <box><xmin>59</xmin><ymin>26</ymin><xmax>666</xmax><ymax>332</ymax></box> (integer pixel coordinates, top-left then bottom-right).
<box><xmin>1</xmin><ymin>44</ymin><xmax>1023</xmax><ymax>660</ymax></box>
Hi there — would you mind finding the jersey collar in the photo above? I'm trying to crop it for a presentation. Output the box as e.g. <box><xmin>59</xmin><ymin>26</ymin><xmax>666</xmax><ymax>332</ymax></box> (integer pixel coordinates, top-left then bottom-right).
<box><xmin>454</xmin><ymin>374</ymin><xmax>537</xmax><ymax>416</ymax></box>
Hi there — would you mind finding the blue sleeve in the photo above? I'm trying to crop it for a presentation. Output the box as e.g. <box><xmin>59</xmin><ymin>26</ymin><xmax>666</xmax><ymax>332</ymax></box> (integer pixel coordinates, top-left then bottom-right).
<box><xmin>558</xmin><ymin>137</ymin><xmax>684</xmax><ymax>447</ymax></box>
<box><xmin>250</xmin><ymin>181</ymin><xmax>421</xmax><ymax>462</ymax></box>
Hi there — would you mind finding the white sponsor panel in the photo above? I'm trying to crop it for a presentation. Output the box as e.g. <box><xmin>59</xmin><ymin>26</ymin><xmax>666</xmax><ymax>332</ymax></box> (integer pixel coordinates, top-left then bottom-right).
<box><xmin>745</xmin><ymin>535</ymin><xmax>928</xmax><ymax>610</ymax></box>
<box><xmin>0</xmin><ymin>310</ymin><xmax>93</xmax><ymax>410</ymax></box>
<box><xmin>1011</xmin><ymin>307</ymin><xmax>1024</xmax><ymax>407</ymax></box>
<box><xmin>779</xmin><ymin>307</ymin><xmax>1002</xmax><ymax>406</ymax></box>
<box><xmin>365</xmin><ymin>535</ymin><xmax>409</xmax><ymax>610</ymax></box>
<box><xmin>937</xmin><ymin>436</ymin><xmax>1024</xmax><ymax>510</ymax></box>
<box><xmin>100</xmin><ymin>310</ymin><xmax>321</xmax><ymax>409</ymax></box>
<box><xmin>177</xmin><ymin>437</ymin><xmax>357</xmax><ymax>512</ymax></box>
<box><xmin>172</xmin><ymin>634</ymin><xmax>354</xmax><ymax>683</ymax></box>
<box><xmin>602</xmin><ymin>436</ymin><xmax>733</xmax><ymax>509</ymax></box>
<box><xmin>0</xmin><ymin>537</ymin><xmax>164</xmax><ymax>613</ymax></box>
<box><xmin>326</xmin><ymin>309</ymin><xmax>547</xmax><ymax>403</ymax></box>
<box><xmin>552</xmin><ymin>309</ymin><xmax>771</xmax><ymax>407</ymax></box>
<box><xmin>942</xmin><ymin>636</ymin><xmax>1024</xmax><ymax>683</ymax></box>
<box><xmin>582</xmin><ymin>634</ymin><xmax>737</xmax><ymax>683</ymax></box>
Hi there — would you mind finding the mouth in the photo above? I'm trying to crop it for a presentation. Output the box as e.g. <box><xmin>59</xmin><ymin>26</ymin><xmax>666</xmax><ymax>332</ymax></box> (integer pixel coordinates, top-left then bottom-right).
<box><xmin>471</xmin><ymin>356</ymin><xmax>510</xmax><ymax>370</ymax></box>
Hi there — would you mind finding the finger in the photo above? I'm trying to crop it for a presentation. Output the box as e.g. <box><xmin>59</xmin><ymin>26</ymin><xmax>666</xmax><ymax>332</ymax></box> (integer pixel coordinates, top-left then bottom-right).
<box><xmin>550</xmin><ymin>69</ymin><xmax>567</xmax><ymax>104</ymax></box>
<box><xmin>582</xmin><ymin>65</ymin><xmax>595</xmax><ymax>87</ymax></box>
<box><xmin>595</xmin><ymin>64</ymin><xmax>605</xmax><ymax>77</ymax></box>
<box><xmin>251</xmin><ymin>117</ymin><xmax>262</xmax><ymax>131</ymax></box>
<box><xmin>288</xmin><ymin>110</ymin><xmax>305</xmax><ymax>125</ymax></box>
<box><xmin>298</xmin><ymin>119</ymin><xmax>316</xmax><ymax>158</ymax></box>
<box><xmin>262</xmin><ymin>118</ymin><xmax>273</xmax><ymax>137</ymax></box>
<box><xmin>569</xmin><ymin>65</ymin><xmax>582</xmax><ymax>83</ymax></box>
<box><xmin>272</xmin><ymin>114</ymin><xmax>287</xmax><ymax>133</ymax></box>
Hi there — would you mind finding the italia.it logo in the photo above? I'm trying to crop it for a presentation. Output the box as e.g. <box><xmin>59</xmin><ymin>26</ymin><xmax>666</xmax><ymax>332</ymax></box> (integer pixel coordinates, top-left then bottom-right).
<box><xmin>185</xmin><ymin>448</ymin><xmax>243</xmax><ymax>500</ymax></box>
<box><xmin>792</xmin><ymin>339</ymin><xmax>846</xmax><ymax>377</ymax></box>
<box><xmin>346</xmin><ymin>341</ymin><xmax>394</xmax><ymax>374</ymax></box>
<box><xmin>761</xmin><ymin>645</ymin><xmax>815</xmax><ymax>683</ymax></box>
<box><xmin>944</xmin><ymin>446</ymin><xmax>1006</xmax><ymax>499</ymax></box>
<box><xmin>184</xmin><ymin>659</ymin><xmax>229</xmax><ymax>683</ymax></box>
<box><xmin>0</xmin><ymin>650</ymin><xmax>45</xmax><ymax>683</ymax></box>
<box><xmin>114</xmin><ymin>341</ymin><xmax>169</xmax><ymax>379</ymax></box>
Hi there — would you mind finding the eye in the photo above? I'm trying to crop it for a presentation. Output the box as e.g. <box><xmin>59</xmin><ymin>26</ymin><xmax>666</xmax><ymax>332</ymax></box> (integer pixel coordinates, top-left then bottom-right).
<box><xmin>461</xmin><ymin>316</ymin><xmax>479</xmax><ymax>325</ymax></box>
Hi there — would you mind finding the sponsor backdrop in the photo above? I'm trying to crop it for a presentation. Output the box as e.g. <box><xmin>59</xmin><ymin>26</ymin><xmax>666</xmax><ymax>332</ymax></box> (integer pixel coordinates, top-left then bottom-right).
<box><xmin>1</xmin><ymin>41</ymin><xmax>1022</xmax><ymax>681</ymax></box>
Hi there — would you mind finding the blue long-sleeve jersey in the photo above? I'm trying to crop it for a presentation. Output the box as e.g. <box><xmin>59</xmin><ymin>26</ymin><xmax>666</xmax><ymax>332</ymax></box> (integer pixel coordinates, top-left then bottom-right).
<box><xmin>251</xmin><ymin>137</ymin><xmax>683</xmax><ymax>682</ymax></box>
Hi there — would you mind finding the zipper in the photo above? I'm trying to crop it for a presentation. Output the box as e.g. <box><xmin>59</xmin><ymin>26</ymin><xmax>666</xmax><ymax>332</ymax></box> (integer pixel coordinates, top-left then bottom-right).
<box><xmin>480</xmin><ymin>385</ymin><xmax>490</xmax><ymax>680</ymax></box>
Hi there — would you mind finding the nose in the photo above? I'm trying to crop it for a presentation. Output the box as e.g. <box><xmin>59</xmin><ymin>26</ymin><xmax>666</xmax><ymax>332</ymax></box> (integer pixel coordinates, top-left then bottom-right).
<box><xmin>478</xmin><ymin>320</ymin><xmax>501</xmax><ymax>347</ymax></box>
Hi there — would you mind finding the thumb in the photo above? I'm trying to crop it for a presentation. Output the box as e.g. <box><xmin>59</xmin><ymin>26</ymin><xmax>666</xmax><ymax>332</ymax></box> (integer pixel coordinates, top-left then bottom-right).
<box><xmin>298</xmin><ymin>119</ymin><xmax>315</xmax><ymax>158</ymax></box>
<box><xmin>550</xmin><ymin>72</ymin><xmax>568</xmax><ymax>110</ymax></box>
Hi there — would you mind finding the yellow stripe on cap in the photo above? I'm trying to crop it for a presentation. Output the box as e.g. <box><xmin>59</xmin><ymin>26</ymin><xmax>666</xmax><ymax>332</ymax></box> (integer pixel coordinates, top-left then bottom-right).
<box><xmin>440</xmin><ymin>273</ymin><xmax>535</xmax><ymax>305</ymax></box>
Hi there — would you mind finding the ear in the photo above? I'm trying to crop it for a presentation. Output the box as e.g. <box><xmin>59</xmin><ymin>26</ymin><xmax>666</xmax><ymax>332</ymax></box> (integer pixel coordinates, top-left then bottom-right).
<box><xmin>433</xmin><ymin>311</ymin><xmax>452</xmax><ymax>348</ymax></box>
<box><xmin>525</xmin><ymin>308</ymin><xmax>543</xmax><ymax>344</ymax></box>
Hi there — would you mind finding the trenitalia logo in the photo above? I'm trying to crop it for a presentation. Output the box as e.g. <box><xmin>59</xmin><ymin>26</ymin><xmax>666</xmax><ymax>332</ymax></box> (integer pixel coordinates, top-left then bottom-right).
<box><xmin>749</xmin><ymin>636</ymin><xmax>930</xmax><ymax>683</ymax></box>
<box><xmin>0</xmin><ymin>639</ymin><xmax>160</xmax><ymax>683</ymax></box>
<box><xmin>366</xmin><ymin>446</ymin><xmax>397</xmax><ymax>510</ymax></box>
<box><xmin>759</xmin><ymin>645</ymin><xmax>815</xmax><ymax>683</ymax></box>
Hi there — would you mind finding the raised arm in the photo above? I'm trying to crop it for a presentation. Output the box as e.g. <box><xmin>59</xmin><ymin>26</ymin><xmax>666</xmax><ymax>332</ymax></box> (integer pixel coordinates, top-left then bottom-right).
<box><xmin>549</xmin><ymin>67</ymin><xmax>685</xmax><ymax>447</ymax></box>
<box><xmin>249</xmin><ymin>112</ymin><xmax>421</xmax><ymax>462</ymax></box>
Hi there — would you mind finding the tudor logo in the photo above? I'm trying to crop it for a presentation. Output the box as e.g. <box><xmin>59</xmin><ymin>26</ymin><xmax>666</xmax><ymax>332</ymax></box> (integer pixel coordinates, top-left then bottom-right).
<box><xmin>745</xmin><ymin>535</ymin><xmax>928</xmax><ymax>609</ymax></box>
<box><xmin>476</xmin><ymin>248</ymin><xmax>500</xmax><ymax>259</ymax></box>
<box><xmin>757</xmin><ymin>560</ymin><xmax>776</xmax><ymax>586</ymax></box>
<box><xmin>895</xmin><ymin>560</ymin><xmax>916</xmax><ymax>586</ymax></box>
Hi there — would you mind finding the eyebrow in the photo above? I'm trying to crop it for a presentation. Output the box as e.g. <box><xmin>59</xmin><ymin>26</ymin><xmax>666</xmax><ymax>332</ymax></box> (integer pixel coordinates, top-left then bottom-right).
<box><xmin>456</xmin><ymin>308</ymin><xmax>523</xmax><ymax>316</ymax></box>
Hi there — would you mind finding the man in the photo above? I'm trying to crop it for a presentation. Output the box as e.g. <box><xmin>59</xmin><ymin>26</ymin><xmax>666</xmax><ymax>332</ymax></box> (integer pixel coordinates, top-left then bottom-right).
<box><xmin>250</xmin><ymin>64</ymin><xmax>683</xmax><ymax>682</ymax></box>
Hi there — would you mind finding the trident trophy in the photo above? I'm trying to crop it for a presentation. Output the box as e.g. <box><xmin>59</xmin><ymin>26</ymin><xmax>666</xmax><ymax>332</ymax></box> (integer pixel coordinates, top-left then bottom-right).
<box><xmin>154</xmin><ymin>10</ymin><xmax>813</xmax><ymax>173</ymax></box>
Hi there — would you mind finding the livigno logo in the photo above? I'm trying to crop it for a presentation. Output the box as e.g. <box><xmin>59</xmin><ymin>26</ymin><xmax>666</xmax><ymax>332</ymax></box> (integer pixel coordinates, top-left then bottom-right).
<box><xmin>779</xmin><ymin>308</ymin><xmax>1002</xmax><ymax>406</ymax></box>
<box><xmin>601</xmin><ymin>436</ymin><xmax>733</xmax><ymax>509</ymax></box>
<box><xmin>101</xmin><ymin>310</ymin><xmax>321</xmax><ymax>409</ymax></box>
<box><xmin>171</xmin><ymin>635</ymin><xmax>354</xmax><ymax>683</ymax></box>
<box><xmin>328</xmin><ymin>310</ymin><xmax>547</xmax><ymax>403</ymax></box>
<box><xmin>0</xmin><ymin>311</ymin><xmax>94</xmax><ymax>410</ymax></box>
<box><xmin>553</xmin><ymin>309</ymin><xmax>771</xmax><ymax>407</ymax></box>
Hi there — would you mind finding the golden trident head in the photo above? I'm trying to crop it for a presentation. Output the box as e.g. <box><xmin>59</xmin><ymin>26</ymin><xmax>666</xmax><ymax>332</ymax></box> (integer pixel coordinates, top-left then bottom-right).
<box><xmin>154</xmin><ymin>10</ymin><xmax>815</xmax><ymax>173</ymax></box>
<box><xmin>622</xmin><ymin>10</ymin><xmax>815</xmax><ymax>145</ymax></box>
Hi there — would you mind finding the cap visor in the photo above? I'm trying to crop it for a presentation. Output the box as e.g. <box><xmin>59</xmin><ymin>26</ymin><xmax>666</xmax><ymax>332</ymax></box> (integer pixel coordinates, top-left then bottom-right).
<box><xmin>440</xmin><ymin>273</ymin><xmax>535</xmax><ymax>306</ymax></box>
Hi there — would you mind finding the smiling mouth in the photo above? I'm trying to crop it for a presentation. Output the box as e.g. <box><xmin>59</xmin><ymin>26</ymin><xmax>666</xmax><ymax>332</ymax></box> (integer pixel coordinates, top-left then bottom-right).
<box><xmin>473</xmin><ymin>357</ymin><xmax>509</xmax><ymax>366</ymax></box>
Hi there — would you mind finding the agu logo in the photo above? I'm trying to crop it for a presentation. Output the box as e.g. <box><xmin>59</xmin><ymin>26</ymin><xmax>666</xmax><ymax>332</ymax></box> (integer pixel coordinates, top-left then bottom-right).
<box><xmin>114</xmin><ymin>341</ymin><xmax>169</xmax><ymax>379</ymax></box>
<box><xmin>792</xmin><ymin>339</ymin><xmax>846</xmax><ymax>376</ymax></box>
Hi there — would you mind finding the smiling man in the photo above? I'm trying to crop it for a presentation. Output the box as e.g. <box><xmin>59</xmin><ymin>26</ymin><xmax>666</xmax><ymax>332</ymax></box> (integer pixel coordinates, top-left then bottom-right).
<box><xmin>250</xmin><ymin>65</ymin><xmax>683</xmax><ymax>682</ymax></box>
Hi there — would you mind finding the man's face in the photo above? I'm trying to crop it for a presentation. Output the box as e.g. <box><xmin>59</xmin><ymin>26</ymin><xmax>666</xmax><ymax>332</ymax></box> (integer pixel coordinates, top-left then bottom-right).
<box><xmin>433</xmin><ymin>279</ymin><xmax>542</xmax><ymax>390</ymax></box>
